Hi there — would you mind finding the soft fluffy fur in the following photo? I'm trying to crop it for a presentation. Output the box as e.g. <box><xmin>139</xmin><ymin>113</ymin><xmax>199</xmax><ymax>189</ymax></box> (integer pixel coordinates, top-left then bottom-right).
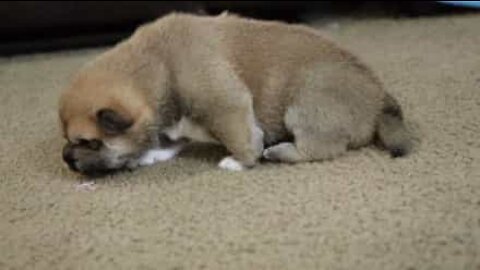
<box><xmin>59</xmin><ymin>13</ymin><xmax>412</xmax><ymax>176</ymax></box>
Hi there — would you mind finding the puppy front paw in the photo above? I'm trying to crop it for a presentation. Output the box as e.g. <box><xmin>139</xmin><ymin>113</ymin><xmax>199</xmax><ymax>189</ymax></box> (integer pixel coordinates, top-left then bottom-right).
<box><xmin>218</xmin><ymin>156</ymin><xmax>245</xmax><ymax>171</ymax></box>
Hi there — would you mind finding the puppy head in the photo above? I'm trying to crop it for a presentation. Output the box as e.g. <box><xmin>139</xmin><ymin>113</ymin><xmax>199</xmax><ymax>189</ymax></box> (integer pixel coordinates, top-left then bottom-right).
<box><xmin>59</xmin><ymin>70</ymin><xmax>157</xmax><ymax>177</ymax></box>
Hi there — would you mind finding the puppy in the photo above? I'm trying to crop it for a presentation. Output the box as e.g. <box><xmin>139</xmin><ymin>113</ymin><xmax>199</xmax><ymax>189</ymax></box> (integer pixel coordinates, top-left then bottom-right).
<box><xmin>59</xmin><ymin>13</ymin><xmax>412</xmax><ymax>176</ymax></box>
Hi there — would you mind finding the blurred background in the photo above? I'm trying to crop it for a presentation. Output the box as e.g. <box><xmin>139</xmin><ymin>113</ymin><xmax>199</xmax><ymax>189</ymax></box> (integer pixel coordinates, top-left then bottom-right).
<box><xmin>1</xmin><ymin>1</ymin><xmax>479</xmax><ymax>56</ymax></box>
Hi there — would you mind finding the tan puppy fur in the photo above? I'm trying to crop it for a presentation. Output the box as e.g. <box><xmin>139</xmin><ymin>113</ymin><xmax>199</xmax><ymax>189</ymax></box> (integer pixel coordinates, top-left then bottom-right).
<box><xmin>59</xmin><ymin>13</ymin><xmax>412</xmax><ymax>176</ymax></box>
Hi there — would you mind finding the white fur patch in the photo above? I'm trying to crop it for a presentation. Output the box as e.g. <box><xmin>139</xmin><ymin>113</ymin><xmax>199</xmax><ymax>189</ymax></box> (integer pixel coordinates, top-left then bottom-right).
<box><xmin>138</xmin><ymin>147</ymin><xmax>180</xmax><ymax>166</ymax></box>
<box><xmin>218</xmin><ymin>156</ymin><xmax>245</xmax><ymax>171</ymax></box>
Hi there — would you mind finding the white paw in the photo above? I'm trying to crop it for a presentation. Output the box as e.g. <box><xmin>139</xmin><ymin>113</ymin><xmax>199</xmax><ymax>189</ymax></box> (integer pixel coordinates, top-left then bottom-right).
<box><xmin>218</xmin><ymin>156</ymin><xmax>245</xmax><ymax>171</ymax></box>
<box><xmin>262</xmin><ymin>148</ymin><xmax>273</xmax><ymax>160</ymax></box>
<box><xmin>138</xmin><ymin>148</ymin><xmax>180</xmax><ymax>166</ymax></box>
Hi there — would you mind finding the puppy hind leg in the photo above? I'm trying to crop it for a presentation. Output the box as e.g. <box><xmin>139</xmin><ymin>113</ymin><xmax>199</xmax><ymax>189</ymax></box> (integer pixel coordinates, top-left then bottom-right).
<box><xmin>263</xmin><ymin>105</ymin><xmax>349</xmax><ymax>163</ymax></box>
<box><xmin>262</xmin><ymin>142</ymin><xmax>304</xmax><ymax>163</ymax></box>
<box><xmin>262</xmin><ymin>136</ymin><xmax>348</xmax><ymax>163</ymax></box>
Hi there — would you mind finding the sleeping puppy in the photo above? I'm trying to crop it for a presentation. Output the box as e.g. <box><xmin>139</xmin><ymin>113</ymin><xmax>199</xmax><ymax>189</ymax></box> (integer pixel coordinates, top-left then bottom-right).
<box><xmin>59</xmin><ymin>13</ymin><xmax>412</xmax><ymax>177</ymax></box>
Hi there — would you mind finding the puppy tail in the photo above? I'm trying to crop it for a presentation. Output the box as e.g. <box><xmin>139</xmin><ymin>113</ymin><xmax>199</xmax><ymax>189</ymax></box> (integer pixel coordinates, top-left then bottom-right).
<box><xmin>376</xmin><ymin>94</ymin><xmax>413</xmax><ymax>158</ymax></box>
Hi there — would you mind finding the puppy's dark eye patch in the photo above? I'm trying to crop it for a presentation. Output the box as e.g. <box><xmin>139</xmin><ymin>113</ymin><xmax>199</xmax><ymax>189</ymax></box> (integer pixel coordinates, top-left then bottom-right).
<box><xmin>97</xmin><ymin>108</ymin><xmax>133</xmax><ymax>135</ymax></box>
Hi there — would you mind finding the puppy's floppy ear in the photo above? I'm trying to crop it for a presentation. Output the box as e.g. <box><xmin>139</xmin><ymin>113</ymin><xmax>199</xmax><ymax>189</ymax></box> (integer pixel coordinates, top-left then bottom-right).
<box><xmin>96</xmin><ymin>108</ymin><xmax>133</xmax><ymax>134</ymax></box>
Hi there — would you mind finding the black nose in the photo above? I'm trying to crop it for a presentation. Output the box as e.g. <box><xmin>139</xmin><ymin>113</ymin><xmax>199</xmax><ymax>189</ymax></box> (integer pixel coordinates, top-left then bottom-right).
<box><xmin>63</xmin><ymin>144</ymin><xmax>79</xmax><ymax>171</ymax></box>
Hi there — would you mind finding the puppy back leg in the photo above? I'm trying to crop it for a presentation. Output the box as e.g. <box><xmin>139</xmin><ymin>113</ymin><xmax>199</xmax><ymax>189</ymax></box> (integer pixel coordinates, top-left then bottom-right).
<box><xmin>263</xmin><ymin>103</ymin><xmax>349</xmax><ymax>163</ymax></box>
<box><xmin>263</xmin><ymin>133</ymin><xmax>348</xmax><ymax>163</ymax></box>
<box><xmin>262</xmin><ymin>142</ymin><xmax>303</xmax><ymax>163</ymax></box>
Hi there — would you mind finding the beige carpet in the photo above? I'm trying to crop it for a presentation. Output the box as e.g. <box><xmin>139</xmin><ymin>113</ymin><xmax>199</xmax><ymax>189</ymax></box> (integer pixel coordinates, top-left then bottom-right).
<box><xmin>1</xmin><ymin>14</ymin><xmax>479</xmax><ymax>270</ymax></box>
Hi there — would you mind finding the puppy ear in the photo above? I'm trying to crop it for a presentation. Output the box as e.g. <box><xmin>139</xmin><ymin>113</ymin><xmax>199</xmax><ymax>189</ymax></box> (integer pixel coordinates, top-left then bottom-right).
<box><xmin>96</xmin><ymin>108</ymin><xmax>133</xmax><ymax>134</ymax></box>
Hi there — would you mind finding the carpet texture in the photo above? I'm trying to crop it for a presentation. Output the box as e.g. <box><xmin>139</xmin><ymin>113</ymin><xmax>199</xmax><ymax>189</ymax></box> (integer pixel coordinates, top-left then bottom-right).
<box><xmin>0</xmin><ymin>14</ymin><xmax>479</xmax><ymax>270</ymax></box>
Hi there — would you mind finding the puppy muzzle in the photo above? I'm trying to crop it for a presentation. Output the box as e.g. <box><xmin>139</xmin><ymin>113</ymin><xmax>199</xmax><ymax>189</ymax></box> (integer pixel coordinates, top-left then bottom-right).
<box><xmin>62</xmin><ymin>143</ymin><xmax>120</xmax><ymax>177</ymax></box>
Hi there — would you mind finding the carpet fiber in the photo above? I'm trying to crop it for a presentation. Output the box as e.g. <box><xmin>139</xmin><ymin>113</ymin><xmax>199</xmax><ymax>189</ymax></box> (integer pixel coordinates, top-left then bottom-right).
<box><xmin>0</xmin><ymin>14</ymin><xmax>479</xmax><ymax>270</ymax></box>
